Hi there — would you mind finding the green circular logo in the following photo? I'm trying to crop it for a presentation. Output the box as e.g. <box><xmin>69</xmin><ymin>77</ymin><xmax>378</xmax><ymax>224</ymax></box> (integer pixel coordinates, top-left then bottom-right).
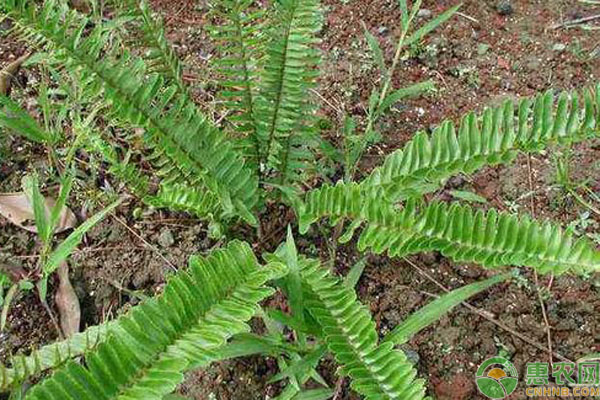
<box><xmin>475</xmin><ymin>357</ymin><xmax>519</xmax><ymax>399</ymax></box>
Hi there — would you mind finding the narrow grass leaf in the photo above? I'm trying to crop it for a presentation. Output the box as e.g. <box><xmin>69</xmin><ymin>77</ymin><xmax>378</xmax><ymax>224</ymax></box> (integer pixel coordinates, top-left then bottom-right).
<box><xmin>45</xmin><ymin>199</ymin><xmax>122</xmax><ymax>275</ymax></box>
<box><xmin>405</xmin><ymin>3</ymin><xmax>461</xmax><ymax>46</ymax></box>
<box><xmin>344</xmin><ymin>257</ymin><xmax>367</xmax><ymax>288</ymax></box>
<box><xmin>22</xmin><ymin>175</ymin><xmax>50</xmax><ymax>243</ymax></box>
<box><xmin>0</xmin><ymin>97</ymin><xmax>55</xmax><ymax>144</ymax></box>
<box><xmin>363</xmin><ymin>23</ymin><xmax>386</xmax><ymax>75</ymax></box>
<box><xmin>384</xmin><ymin>273</ymin><xmax>510</xmax><ymax>345</ymax></box>
<box><xmin>378</xmin><ymin>80</ymin><xmax>435</xmax><ymax>116</ymax></box>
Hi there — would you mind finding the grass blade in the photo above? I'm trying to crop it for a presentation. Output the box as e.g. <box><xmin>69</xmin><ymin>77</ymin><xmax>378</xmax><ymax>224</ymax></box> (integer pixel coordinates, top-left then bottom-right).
<box><xmin>0</xmin><ymin>96</ymin><xmax>56</xmax><ymax>144</ymax></box>
<box><xmin>44</xmin><ymin>199</ymin><xmax>122</xmax><ymax>275</ymax></box>
<box><xmin>49</xmin><ymin>173</ymin><xmax>74</xmax><ymax>235</ymax></box>
<box><xmin>363</xmin><ymin>23</ymin><xmax>387</xmax><ymax>76</ymax></box>
<box><xmin>22</xmin><ymin>174</ymin><xmax>50</xmax><ymax>243</ymax></box>
<box><xmin>377</xmin><ymin>80</ymin><xmax>435</xmax><ymax>117</ymax></box>
<box><xmin>344</xmin><ymin>257</ymin><xmax>367</xmax><ymax>288</ymax></box>
<box><xmin>405</xmin><ymin>3</ymin><xmax>461</xmax><ymax>46</ymax></box>
<box><xmin>383</xmin><ymin>272</ymin><xmax>510</xmax><ymax>345</ymax></box>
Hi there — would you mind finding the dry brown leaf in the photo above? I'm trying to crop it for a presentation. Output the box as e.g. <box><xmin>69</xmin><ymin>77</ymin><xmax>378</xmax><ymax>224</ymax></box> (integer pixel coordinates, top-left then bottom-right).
<box><xmin>0</xmin><ymin>192</ymin><xmax>77</xmax><ymax>233</ymax></box>
<box><xmin>0</xmin><ymin>53</ymin><xmax>30</xmax><ymax>96</ymax></box>
<box><xmin>69</xmin><ymin>0</ymin><xmax>91</xmax><ymax>13</ymax></box>
<box><xmin>55</xmin><ymin>261</ymin><xmax>81</xmax><ymax>337</ymax></box>
<box><xmin>0</xmin><ymin>261</ymin><xmax>27</xmax><ymax>283</ymax></box>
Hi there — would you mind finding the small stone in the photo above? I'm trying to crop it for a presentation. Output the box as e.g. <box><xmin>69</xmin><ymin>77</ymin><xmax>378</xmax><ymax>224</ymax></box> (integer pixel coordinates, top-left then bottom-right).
<box><xmin>524</xmin><ymin>55</ymin><xmax>541</xmax><ymax>71</ymax></box>
<box><xmin>552</xmin><ymin>43</ymin><xmax>567</xmax><ymax>52</ymax></box>
<box><xmin>417</xmin><ymin>9</ymin><xmax>432</xmax><ymax>18</ymax></box>
<box><xmin>496</xmin><ymin>0</ymin><xmax>513</xmax><ymax>16</ymax></box>
<box><xmin>477</xmin><ymin>43</ymin><xmax>490</xmax><ymax>56</ymax></box>
<box><xmin>420</xmin><ymin>252</ymin><xmax>438</xmax><ymax>266</ymax></box>
<box><xmin>446</xmin><ymin>175</ymin><xmax>467</xmax><ymax>189</ymax></box>
<box><xmin>0</xmin><ymin>19</ymin><xmax>13</xmax><ymax>33</ymax></box>
<box><xmin>400</xmin><ymin>346</ymin><xmax>421</xmax><ymax>365</ymax></box>
<box><xmin>456</xmin><ymin>264</ymin><xmax>482</xmax><ymax>279</ymax></box>
<box><xmin>158</xmin><ymin>228</ymin><xmax>175</xmax><ymax>248</ymax></box>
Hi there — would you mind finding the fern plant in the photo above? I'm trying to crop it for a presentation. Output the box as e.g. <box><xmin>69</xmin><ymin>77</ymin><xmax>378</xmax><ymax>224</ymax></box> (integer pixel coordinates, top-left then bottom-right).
<box><xmin>1</xmin><ymin>0</ymin><xmax>600</xmax><ymax>398</ymax></box>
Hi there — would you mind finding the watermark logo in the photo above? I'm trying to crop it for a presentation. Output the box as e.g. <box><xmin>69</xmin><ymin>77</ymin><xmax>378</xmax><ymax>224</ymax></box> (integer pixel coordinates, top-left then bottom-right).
<box><xmin>476</xmin><ymin>357</ymin><xmax>519</xmax><ymax>399</ymax></box>
<box><xmin>524</xmin><ymin>361</ymin><xmax>600</xmax><ymax>397</ymax></box>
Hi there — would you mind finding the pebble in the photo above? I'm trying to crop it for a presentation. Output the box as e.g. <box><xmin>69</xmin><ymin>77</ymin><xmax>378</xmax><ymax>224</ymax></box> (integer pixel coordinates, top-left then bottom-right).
<box><xmin>400</xmin><ymin>346</ymin><xmax>421</xmax><ymax>365</ymax></box>
<box><xmin>496</xmin><ymin>0</ymin><xmax>513</xmax><ymax>16</ymax></box>
<box><xmin>524</xmin><ymin>55</ymin><xmax>541</xmax><ymax>71</ymax></box>
<box><xmin>552</xmin><ymin>43</ymin><xmax>566</xmax><ymax>52</ymax></box>
<box><xmin>158</xmin><ymin>228</ymin><xmax>175</xmax><ymax>248</ymax></box>
<box><xmin>417</xmin><ymin>9</ymin><xmax>432</xmax><ymax>18</ymax></box>
<box><xmin>477</xmin><ymin>43</ymin><xmax>490</xmax><ymax>56</ymax></box>
<box><xmin>0</xmin><ymin>19</ymin><xmax>13</xmax><ymax>33</ymax></box>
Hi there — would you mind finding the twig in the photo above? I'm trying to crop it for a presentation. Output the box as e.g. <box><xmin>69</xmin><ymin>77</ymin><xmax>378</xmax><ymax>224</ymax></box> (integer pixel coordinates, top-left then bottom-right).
<box><xmin>403</xmin><ymin>257</ymin><xmax>573</xmax><ymax>364</ymax></box>
<box><xmin>456</xmin><ymin>11</ymin><xmax>479</xmax><ymax>24</ymax></box>
<box><xmin>332</xmin><ymin>377</ymin><xmax>345</xmax><ymax>400</ymax></box>
<box><xmin>526</xmin><ymin>155</ymin><xmax>554</xmax><ymax>367</ymax></box>
<box><xmin>310</xmin><ymin>88</ymin><xmax>343</xmax><ymax>116</ymax></box>
<box><xmin>112</xmin><ymin>215</ymin><xmax>177</xmax><ymax>272</ymax></box>
<box><xmin>552</xmin><ymin>14</ymin><xmax>600</xmax><ymax>29</ymax></box>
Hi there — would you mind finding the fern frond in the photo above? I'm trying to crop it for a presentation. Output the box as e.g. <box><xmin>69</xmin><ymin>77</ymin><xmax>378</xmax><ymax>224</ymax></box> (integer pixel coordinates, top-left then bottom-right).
<box><xmin>5</xmin><ymin>0</ymin><xmax>259</xmax><ymax>221</ymax></box>
<box><xmin>255</xmin><ymin>0</ymin><xmax>322</xmax><ymax>185</ymax></box>
<box><xmin>0</xmin><ymin>322</ymin><xmax>115</xmax><ymax>391</ymax></box>
<box><xmin>299</xmin><ymin>182</ymin><xmax>600</xmax><ymax>275</ymax></box>
<box><xmin>146</xmin><ymin>183</ymin><xmax>222</xmax><ymax>220</ymax></box>
<box><xmin>25</xmin><ymin>241</ymin><xmax>287</xmax><ymax>399</ymax></box>
<box><xmin>210</xmin><ymin>0</ymin><xmax>264</xmax><ymax>169</ymax></box>
<box><xmin>299</xmin><ymin>258</ymin><xmax>427</xmax><ymax>399</ymax></box>
<box><xmin>117</xmin><ymin>0</ymin><xmax>186</xmax><ymax>91</ymax></box>
<box><xmin>366</xmin><ymin>85</ymin><xmax>600</xmax><ymax>200</ymax></box>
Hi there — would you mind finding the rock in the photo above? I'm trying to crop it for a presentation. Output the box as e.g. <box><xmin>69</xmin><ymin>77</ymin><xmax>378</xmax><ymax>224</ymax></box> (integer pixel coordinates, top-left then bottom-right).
<box><xmin>524</xmin><ymin>55</ymin><xmax>541</xmax><ymax>71</ymax></box>
<box><xmin>456</xmin><ymin>264</ymin><xmax>482</xmax><ymax>279</ymax></box>
<box><xmin>399</xmin><ymin>346</ymin><xmax>421</xmax><ymax>365</ymax></box>
<box><xmin>552</xmin><ymin>43</ymin><xmax>566</xmax><ymax>52</ymax></box>
<box><xmin>477</xmin><ymin>43</ymin><xmax>490</xmax><ymax>56</ymax></box>
<box><xmin>419</xmin><ymin>252</ymin><xmax>439</xmax><ymax>266</ymax></box>
<box><xmin>158</xmin><ymin>228</ymin><xmax>175</xmax><ymax>248</ymax></box>
<box><xmin>417</xmin><ymin>9</ymin><xmax>432</xmax><ymax>18</ymax></box>
<box><xmin>0</xmin><ymin>19</ymin><xmax>13</xmax><ymax>33</ymax></box>
<box><xmin>496</xmin><ymin>0</ymin><xmax>513</xmax><ymax>16</ymax></box>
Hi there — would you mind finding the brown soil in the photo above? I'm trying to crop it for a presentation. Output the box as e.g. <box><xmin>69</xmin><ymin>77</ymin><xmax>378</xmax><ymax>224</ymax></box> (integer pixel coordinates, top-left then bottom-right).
<box><xmin>1</xmin><ymin>0</ymin><xmax>600</xmax><ymax>399</ymax></box>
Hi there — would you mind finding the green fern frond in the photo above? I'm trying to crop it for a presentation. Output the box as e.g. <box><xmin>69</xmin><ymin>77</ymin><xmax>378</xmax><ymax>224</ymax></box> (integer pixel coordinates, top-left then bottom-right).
<box><xmin>147</xmin><ymin>183</ymin><xmax>222</xmax><ymax>220</ymax></box>
<box><xmin>366</xmin><ymin>85</ymin><xmax>600</xmax><ymax>200</ymax></box>
<box><xmin>89</xmin><ymin>135</ymin><xmax>152</xmax><ymax>197</ymax></box>
<box><xmin>5</xmin><ymin>0</ymin><xmax>259</xmax><ymax>221</ymax></box>
<box><xmin>255</xmin><ymin>0</ymin><xmax>322</xmax><ymax>185</ymax></box>
<box><xmin>299</xmin><ymin>182</ymin><xmax>600</xmax><ymax>275</ymax></box>
<box><xmin>117</xmin><ymin>0</ymin><xmax>186</xmax><ymax>91</ymax></box>
<box><xmin>25</xmin><ymin>241</ymin><xmax>287</xmax><ymax>399</ymax></box>
<box><xmin>299</xmin><ymin>258</ymin><xmax>427</xmax><ymax>399</ymax></box>
<box><xmin>0</xmin><ymin>322</ymin><xmax>115</xmax><ymax>391</ymax></box>
<box><xmin>210</xmin><ymin>0</ymin><xmax>264</xmax><ymax>169</ymax></box>
<box><xmin>94</xmin><ymin>137</ymin><xmax>223</xmax><ymax>220</ymax></box>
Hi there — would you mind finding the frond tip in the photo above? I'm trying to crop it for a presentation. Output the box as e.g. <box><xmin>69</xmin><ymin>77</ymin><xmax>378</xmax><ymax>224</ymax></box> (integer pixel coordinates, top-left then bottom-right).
<box><xmin>366</xmin><ymin>84</ymin><xmax>600</xmax><ymax>200</ymax></box>
<box><xmin>299</xmin><ymin>182</ymin><xmax>600</xmax><ymax>275</ymax></box>
<box><xmin>256</xmin><ymin>0</ymin><xmax>323</xmax><ymax>185</ymax></box>
<box><xmin>5</xmin><ymin>0</ymin><xmax>260</xmax><ymax>221</ymax></box>
<box><xmin>300</xmin><ymin>258</ymin><xmax>427</xmax><ymax>399</ymax></box>
<box><xmin>24</xmin><ymin>241</ymin><xmax>287</xmax><ymax>399</ymax></box>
